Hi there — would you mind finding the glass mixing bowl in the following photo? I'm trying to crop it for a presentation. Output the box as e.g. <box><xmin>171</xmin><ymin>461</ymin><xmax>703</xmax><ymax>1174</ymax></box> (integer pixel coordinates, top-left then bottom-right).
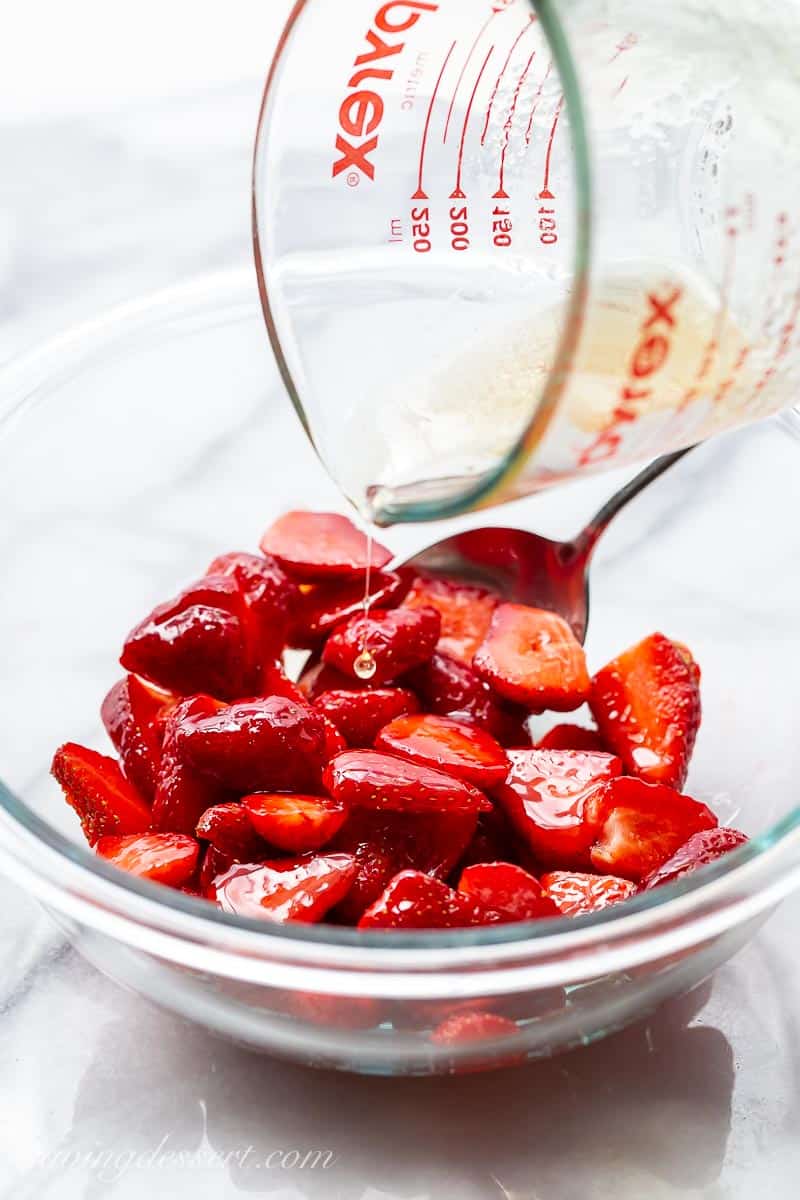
<box><xmin>2</xmin><ymin>269</ymin><xmax>800</xmax><ymax>1076</ymax></box>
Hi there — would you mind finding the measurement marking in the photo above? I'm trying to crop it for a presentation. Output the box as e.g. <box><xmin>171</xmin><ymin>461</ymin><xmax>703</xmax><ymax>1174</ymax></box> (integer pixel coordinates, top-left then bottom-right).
<box><xmin>524</xmin><ymin>59</ymin><xmax>552</xmax><ymax>145</ymax></box>
<box><xmin>751</xmin><ymin>282</ymin><xmax>800</xmax><ymax>404</ymax></box>
<box><xmin>708</xmin><ymin>212</ymin><xmax>739</xmax><ymax>404</ymax></box>
<box><xmin>678</xmin><ymin>211</ymin><xmax>739</xmax><ymax>413</ymax></box>
<box><xmin>493</xmin><ymin>49</ymin><xmax>537</xmax><ymax>200</ymax></box>
<box><xmin>538</xmin><ymin>94</ymin><xmax>564</xmax><ymax>201</ymax></box>
<box><xmin>412</xmin><ymin>40</ymin><xmax>457</xmax><ymax>201</ymax></box>
<box><xmin>442</xmin><ymin>13</ymin><xmax>495</xmax><ymax>144</ymax></box>
<box><xmin>760</xmin><ymin>210</ymin><xmax>791</xmax><ymax>338</ymax></box>
<box><xmin>450</xmin><ymin>46</ymin><xmax>495</xmax><ymax>200</ymax></box>
<box><xmin>713</xmin><ymin>344</ymin><xmax>751</xmax><ymax>408</ymax></box>
<box><xmin>608</xmin><ymin>33</ymin><xmax>638</xmax><ymax>63</ymax></box>
<box><xmin>480</xmin><ymin>16</ymin><xmax>535</xmax><ymax>147</ymax></box>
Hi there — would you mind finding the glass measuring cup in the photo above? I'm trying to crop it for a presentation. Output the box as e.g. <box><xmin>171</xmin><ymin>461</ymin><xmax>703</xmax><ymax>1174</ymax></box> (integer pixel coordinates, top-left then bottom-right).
<box><xmin>253</xmin><ymin>0</ymin><xmax>800</xmax><ymax>524</ymax></box>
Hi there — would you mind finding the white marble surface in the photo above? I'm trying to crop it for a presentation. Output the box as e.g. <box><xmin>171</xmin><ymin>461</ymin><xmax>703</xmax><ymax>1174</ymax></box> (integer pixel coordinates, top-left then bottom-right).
<box><xmin>2</xmin><ymin>3</ymin><xmax>800</xmax><ymax>1197</ymax></box>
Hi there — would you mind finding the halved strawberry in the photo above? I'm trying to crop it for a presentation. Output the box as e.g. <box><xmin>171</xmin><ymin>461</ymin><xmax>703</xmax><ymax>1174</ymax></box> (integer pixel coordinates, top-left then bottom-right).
<box><xmin>330</xmin><ymin>808</ymin><xmax>478</xmax><ymax>923</ymax></box>
<box><xmin>458</xmin><ymin>862</ymin><xmax>559</xmax><ymax>921</ymax></box>
<box><xmin>195</xmin><ymin>802</ymin><xmax>269</xmax><ymax>860</ymax></box>
<box><xmin>259</xmin><ymin>511</ymin><xmax>392</xmax><ymax>580</ymax></box>
<box><xmin>474</xmin><ymin>603</ymin><xmax>591</xmax><ymax>711</ymax></box>
<box><xmin>322</xmin><ymin>606</ymin><xmax>441</xmax><ymax>684</ymax></box>
<box><xmin>586</xmin><ymin>776</ymin><xmax>718</xmax><ymax>882</ymax></box>
<box><xmin>457</xmin><ymin>805</ymin><xmax>522</xmax><ymax>872</ymax></box>
<box><xmin>642</xmin><ymin>827</ymin><xmax>748</xmax><ymax>890</ymax></box>
<box><xmin>208</xmin><ymin>551</ymin><xmax>299</xmax><ymax>659</ymax></box>
<box><xmin>537</xmin><ymin>724</ymin><xmax>608</xmax><ymax>753</ymax></box>
<box><xmin>323</xmin><ymin>750</ymin><xmax>485</xmax><ymax>816</ymax></box>
<box><xmin>176</xmin><ymin>697</ymin><xmax>328</xmax><ymax>793</ymax></box>
<box><xmin>374</xmin><ymin>713</ymin><xmax>509</xmax><ymax>790</ymax></box>
<box><xmin>358</xmin><ymin>870</ymin><xmax>502</xmax><ymax>930</ymax></box>
<box><xmin>402</xmin><ymin>573</ymin><xmax>498</xmax><ymax>664</ymax></box>
<box><xmin>405</xmin><ymin>651</ymin><xmax>530</xmax><ymax>747</ymax></box>
<box><xmin>51</xmin><ymin>743</ymin><xmax>151</xmax><ymax>845</ymax></box>
<box><xmin>121</xmin><ymin>575</ymin><xmax>260</xmax><ymax>701</ymax></box>
<box><xmin>96</xmin><ymin>832</ymin><xmax>200</xmax><ymax>888</ymax></box>
<box><xmin>151</xmin><ymin>696</ymin><xmax>230</xmax><ymax>835</ymax></box>
<box><xmin>198</xmin><ymin>845</ymin><xmax>237</xmax><ymax>898</ymax></box>
<box><xmin>259</xmin><ymin>661</ymin><xmax>347</xmax><ymax>757</ymax></box>
<box><xmin>260</xmin><ymin>658</ymin><xmax>307</xmax><ymax>701</ymax></box>
<box><xmin>287</xmin><ymin>992</ymin><xmax>381</xmax><ymax>1030</ymax></box>
<box><xmin>297</xmin><ymin>660</ymin><xmax>358</xmax><ymax>700</ymax></box>
<box><xmin>542</xmin><ymin>870</ymin><xmax>639</xmax><ymax>916</ymax></box>
<box><xmin>242</xmin><ymin>793</ymin><xmax>348</xmax><ymax>854</ymax></box>
<box><xmin>314</xmin><ymin>687</ymin><xmax>420</xmax><ymax>747</ymax></box>
<box><xmin>494</xmin><ymin>749</ymin><xmax>622</xmax><ymax>870</ymax></box>
<box><xmin>430</xmin><ymin>1011</ymin><xmax>519</xmax><ymax>1045</ymax></box>
<box><xmin>101</xmin><ymin>675</ymin><xmax>177</xmax><ymax>800</ymax></box>
<box><xmin>290</xmin><ymin>569</ymin><xmax>412</xmax><ymax>647</ymax></box>
<box><xmin>214</xmin><ymin>853</ymin><xmax>358</xmax><ymax>923</ymax></box>
<box><xmin>590</xmin><ymin>633</ymin><xmax>702</xmax><ymax>789</ymax></box>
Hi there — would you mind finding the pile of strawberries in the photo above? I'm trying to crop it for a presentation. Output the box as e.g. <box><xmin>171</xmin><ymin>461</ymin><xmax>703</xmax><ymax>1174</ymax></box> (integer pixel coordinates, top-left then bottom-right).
<box><xmin>51</xmin><ymin>510</ymin><xmax>747</xmax><ymax>930</ymax></box>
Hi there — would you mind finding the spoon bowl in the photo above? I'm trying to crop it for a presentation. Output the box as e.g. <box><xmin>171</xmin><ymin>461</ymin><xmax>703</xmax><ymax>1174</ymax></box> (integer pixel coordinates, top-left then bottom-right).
<box><xmin>402</xmin><ymin>450</ymin><xmax>692</xmax><ymax>643</ymax></box>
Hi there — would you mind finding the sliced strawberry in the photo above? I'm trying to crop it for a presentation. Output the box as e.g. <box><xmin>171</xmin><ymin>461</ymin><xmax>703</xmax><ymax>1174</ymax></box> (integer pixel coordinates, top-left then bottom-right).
<box><xmin>151</xmin><ymin>696</ymin><xmax>230</xmax><ymax>835</ymax></box>
<box><xmin>214</xmin><ymin>853</ymin><xmax>357</xmax><ymax>923</ymax></box>
<box><xmin>474</xmin><ymin>603</ymin><xmax>590</xmax><ymax>711</ymax></box>
<box><xmin>314</xmin><ymin>687</ymin><xmax>420</xmax><ymax>747</ymax></box>
<box><xmin>198</xmin><ymin>845</ymin><xmax>237</xmax><ymax>898</ymax></box>
<box><xmin>287</xmin><ymin>992</ymin><xmax>381</xmax><ymax>1030</ymax></box>
<box><xmin>322</xmin><ymin>606</ymin><xmax>441</xmax><ymax>685</ymax></box>
<box><xmin>96</xmin><ymin>832</ymin><xmax>200</xmax><ymax>888</ymax></box>
<box><xmin>457</xmin><ymin>805</ymin><xmax>522</xmax><ymax>872</ymax></box>
<box><xmin>324</xmin><ymin>750</ymin><xmax>485</xmax><ymax>816</ymax></box>
<box><xmin>259</xmin><ymin>661</ymin><xmax>347</xmax><ymax>758</ymax></box>
<box><xmin>101</xmin><ymin>675</ymin><xmax>177</xmax><ymax>800</ymax></box>
<box><xmin>674</xmin><ymin>642</ymin><xmax>702</xmax><ymax>685</ymax></box>
<box><xmin>375</xmin><ymin>713</ymin><xmax>509</xmax><ymax>790</ymax></box>
<box><xmin>537</xmin><ymin>724</ymin><xmax>608</xmax><ymax>753</ymax></box>
<box><xmin>430</xmin><ymin>1011</ymin><xmax>519</xmax><ymax>1045</ymax></box>
<box><xmin>405</xmin><ymin>651</ymin><xmax>530</xmax><ymax>746</ymax></box>
<box><xmin>494</xmin><ymin>749</ymin><xmax>622</xmax><ymax>870</ymax></box>
<box><xmin>590</xmin><ymin>633</ymin><xmax>702</xmax><ymax>789</ymax></box>
<box><xmin>358</xmin><ymin>870</ymin><xmax>503</xmax><ymax>930</ymax></box>
<box><xmin>642</xmin><ymin>827</ymin><xmax>748</xmax><ymax>890</ymax></box>
<box><xmin>260</xmin><ymin>658</ymin><xmax>308</xmax><ymax>703</ymax></box>
<box><xmin>458</xmin><ymin>862</ymin><xmax>559</xmax><ymax>921</ymax></box>
<box><xmin>586</xmin><ymin>776</ymin><xmax>718</xmax><ymax>882</ymax></box>
<box><xmin>542</xmin><ymin>870</ymin><xmax>638</xmax><ymax>916</ymax></box>
<box><xmin>177</xmin><ymin>697</ymin><xmax>328</xmax><ymax>793</ymax></box>
<box><xmin>259</xmin><ymin>511</ymin><xmax>392</xmax><ymax>580</ymax></box>
<box><xmin>242</xmin><ymin>793</ymin><xmax>348</xmax><ymax>854</ymax></box>
<box><xmin>51</xmin><ymin>743</ymin><xmax>151</xmax><ymax>846</ymax></box>
<box><xmin>402</xmin><ymin>573</ymin><xmax>499</xmax><ymax>664</ymax></box>
<box><xmin>297</xmin><ymin>660</ymin><xmax>359</xmax><ymax>700</ymax></box>
<box><xmin>330</xmin><ymin>808</ymin><xmax>477</xmax><ymax>922</ymax></box>
<box><xmin>290</xmin><ymin>569</ymin><xmax>412</xmax><ymax>647</ymax></box>
<box><xmin>195</xmin><ymin>802</ymin><xmax>269</xmax><ymax>860</ymax></box>
<box><xmin>121</xmin><ymin>575</ymin><xmax>260</xmax><ymax>701</ymax></box>
<box><xmin>208</xmin><ymin>551</ymin><xmax>299</xmax><ymax>659</ymax></box>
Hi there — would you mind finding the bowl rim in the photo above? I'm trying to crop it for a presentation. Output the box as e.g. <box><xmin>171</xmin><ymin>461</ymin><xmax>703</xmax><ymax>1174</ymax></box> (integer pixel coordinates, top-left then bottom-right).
<box><xmin>2</xmin><ymin>268</ymin><xmax>800</xmax><ymax>985</ymax></box>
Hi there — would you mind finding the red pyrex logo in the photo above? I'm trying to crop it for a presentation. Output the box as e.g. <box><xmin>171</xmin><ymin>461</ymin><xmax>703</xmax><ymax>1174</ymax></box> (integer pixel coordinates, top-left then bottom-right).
<box><xmin>579</xmin><ymin>286</ymin><xmax>684</xmax><ymax>466</ymax></box>
<box><xmin>333</xmin><ymin>1</ymin><xmax>439</xmax><ymax>183</ymax></box>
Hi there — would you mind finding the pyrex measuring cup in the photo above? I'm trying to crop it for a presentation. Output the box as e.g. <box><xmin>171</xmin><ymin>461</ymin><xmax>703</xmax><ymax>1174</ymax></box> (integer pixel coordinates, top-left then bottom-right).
<box><xmin>253</xmin><ymin>0</ymin><xmax>800</xmax><ymax>525</ymax></box>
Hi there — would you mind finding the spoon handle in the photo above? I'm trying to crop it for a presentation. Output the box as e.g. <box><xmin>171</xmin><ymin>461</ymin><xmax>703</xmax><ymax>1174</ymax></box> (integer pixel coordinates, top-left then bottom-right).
<box><xmin>576</xmin><ymin>446</ymin><xmax>695</xmax><ymax>559</ymax></box>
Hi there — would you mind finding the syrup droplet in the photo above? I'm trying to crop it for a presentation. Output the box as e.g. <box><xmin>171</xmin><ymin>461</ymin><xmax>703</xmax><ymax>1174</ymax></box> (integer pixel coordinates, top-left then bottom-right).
<box><xmin>353</xmin><ymin>650</ymin><xmax>377</xmax><ymax>681</ymax></box>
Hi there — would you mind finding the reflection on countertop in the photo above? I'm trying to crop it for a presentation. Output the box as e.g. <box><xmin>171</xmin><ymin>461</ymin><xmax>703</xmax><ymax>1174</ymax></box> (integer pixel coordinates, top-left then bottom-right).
<box><xmin>2</xmin><ymin>879</ymin><xmax>800</xmax><ymax>1198</ymax></box>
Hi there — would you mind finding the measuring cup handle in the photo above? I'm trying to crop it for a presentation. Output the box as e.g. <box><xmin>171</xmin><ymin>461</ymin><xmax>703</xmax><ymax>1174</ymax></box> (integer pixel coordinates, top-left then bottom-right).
<box><xmin>574</xmin><ymin>447</ymin><xmax>696</xmax><ymax>561</ymax></box>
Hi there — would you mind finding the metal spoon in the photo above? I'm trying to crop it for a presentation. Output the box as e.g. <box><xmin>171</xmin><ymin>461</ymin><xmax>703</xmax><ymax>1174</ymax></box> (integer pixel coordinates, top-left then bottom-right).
<box><xmin>401</xmin><ymin>448</ymin><xmax>692</xmax><ymax>644</ymax></box>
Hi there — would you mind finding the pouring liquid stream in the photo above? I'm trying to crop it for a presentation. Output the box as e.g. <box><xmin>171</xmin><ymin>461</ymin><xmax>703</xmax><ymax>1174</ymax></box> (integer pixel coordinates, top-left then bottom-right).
<box><xmin>353</xmin><ymin>530</ymin><xmax>378</xmax><ymax>681</ymax></box>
